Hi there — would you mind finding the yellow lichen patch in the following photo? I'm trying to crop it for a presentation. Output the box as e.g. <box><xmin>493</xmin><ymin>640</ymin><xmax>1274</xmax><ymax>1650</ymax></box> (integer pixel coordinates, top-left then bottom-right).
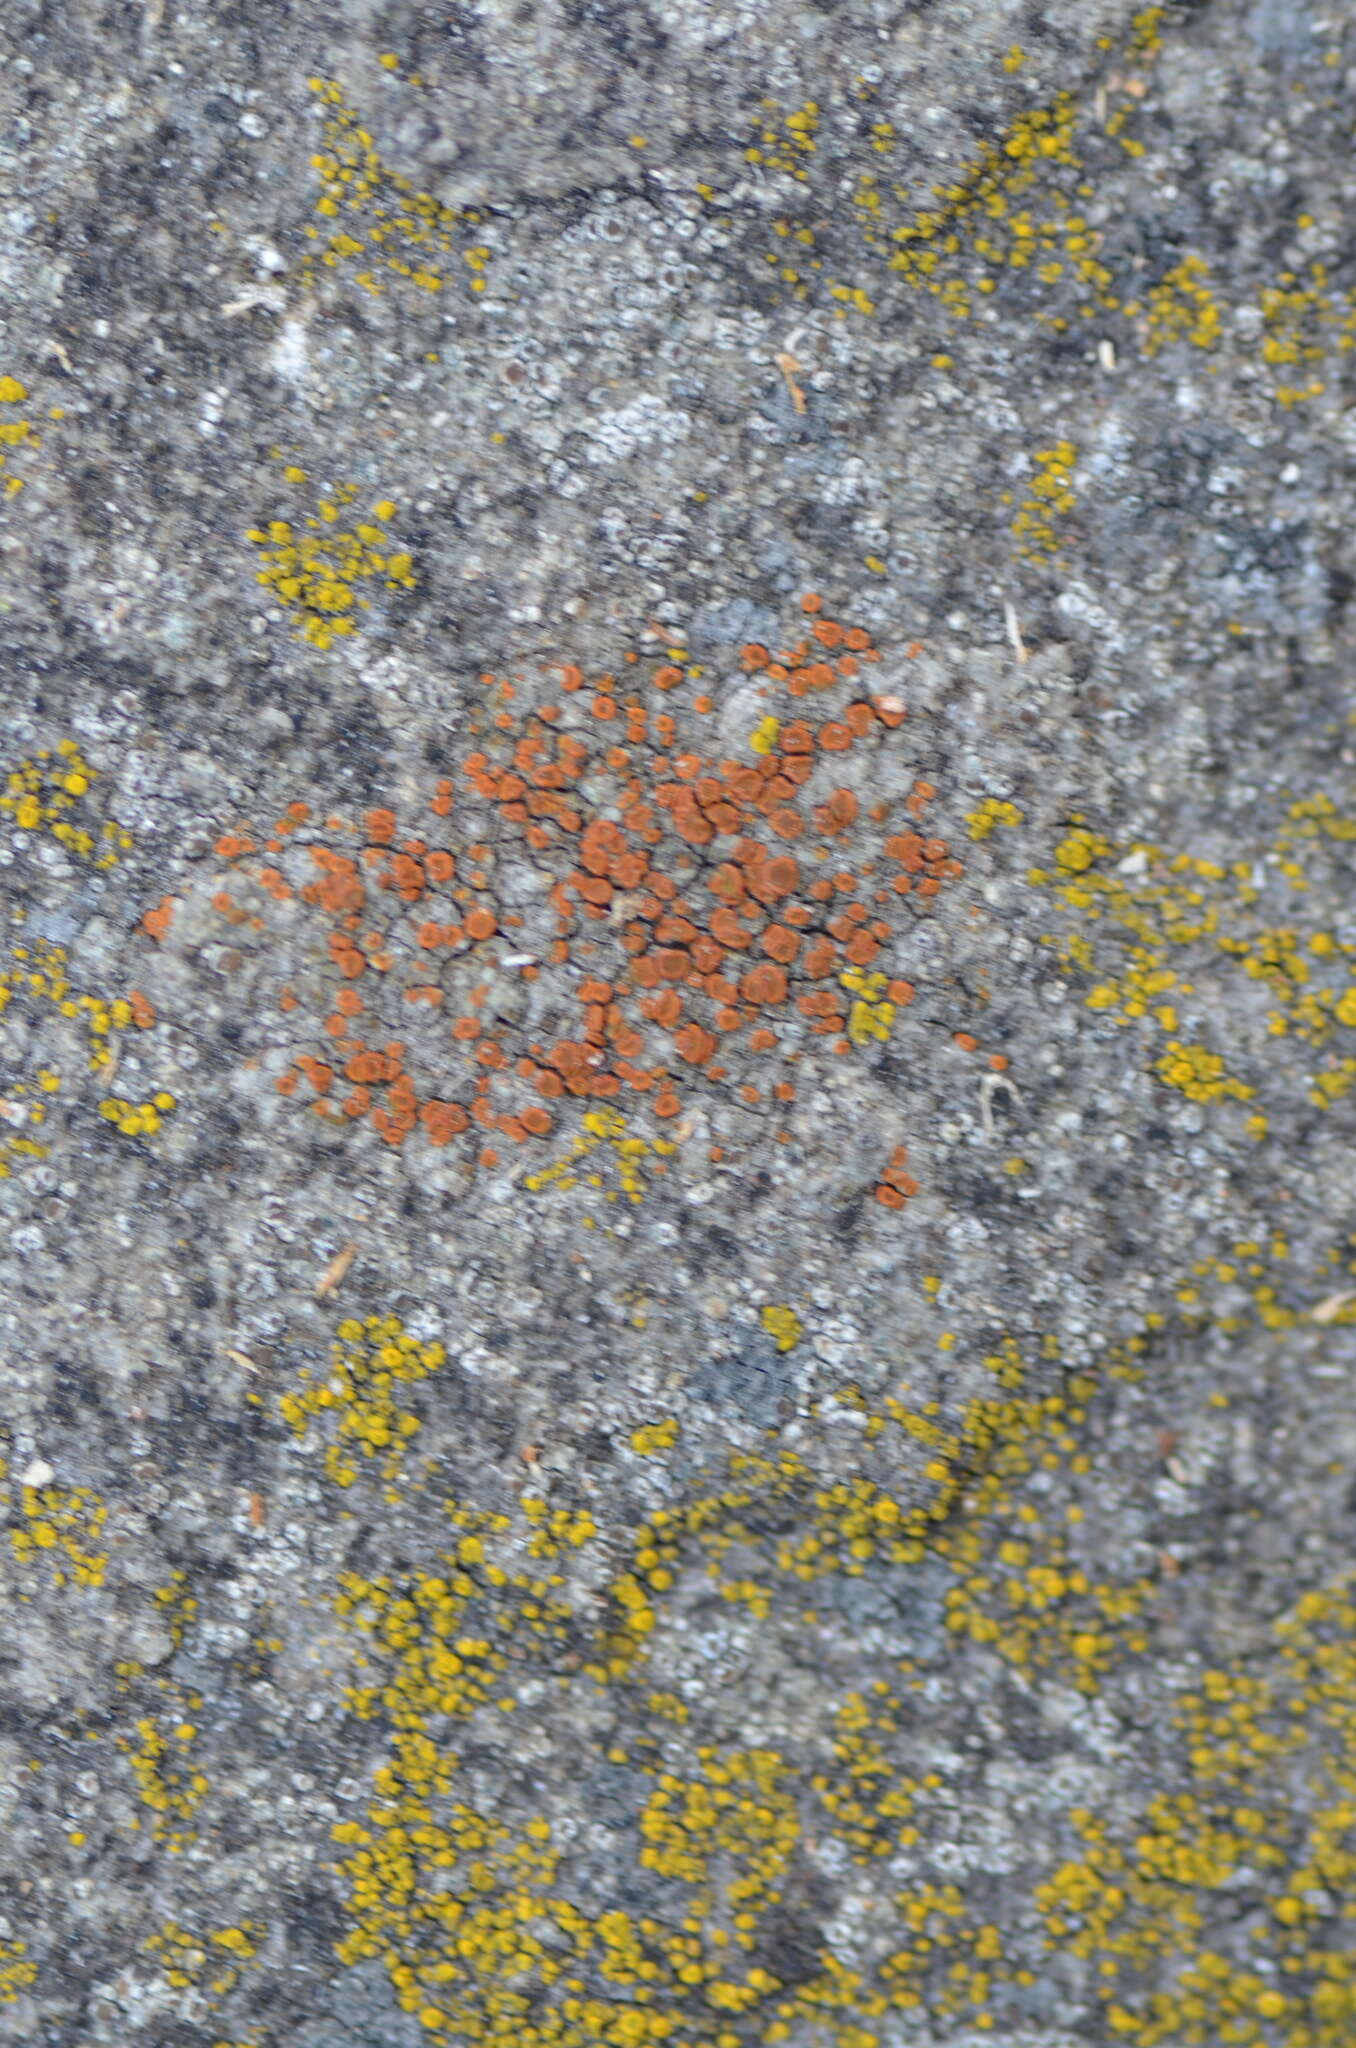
<box><xmin>248</xmin><ymin>469</ymin><xmax>415</xmax><ymax>648</ymax></box>
<box><xmin>1012</xmin><ymin>440</ymin><xmax>1078</xmax><ymax>563</ymax></box>
<box><xmin>293</xmin><ymin>1251</ymin><xmax>1356</xmax><ymax>2044</ymax></box>
<box><xmin>300</xmin><ymin>77</ymin><xmax>490</xmax><ymax>298</ymax></box>
<box><xmin>8</xmin><ymin>1482</ymin><xmax>108</xmax><ymax>1588</ymax></box>
<box><xmin>744</xmin><ymin>97</ymin><xmax>821</xmax><ymax>181</ymax></box>
<box><xmin>743</xmin><ymin>10</ymin><xmax>1173</xmax><ymax>337</ymax></box>
<box><xmin>935</xmin><ymin>1382</ymin><xmax>1157</xmax><ymax>1694</ymax></box>
<box><xmin>1031</xmin><ymin>1581</ymin><xmax>1356</xmax><ymax>2044</ymax></box>
<box><xmin>520</xmin><ymin>1494</ymin><xmax>599</xmax><ymax>1560</ymax></box>
<box><xmin>120</xmin><ymin>1712</ymin><xmax>209</xmax><ymax>1852</ymax></box>
<box><xmin>1257</xmin><ymin>259</ymin><xmax>1356</xmax><ymax>406</ymax></box>
<box><xmin>0</xmin><ymin>923</ymin><xmax>164</xmax><ymax>1176</ymax></box>
<box><xmin>1</xmin><ymin>741</ymin><xmax>129</xmax><ymax>865</ymax></box>
<box><xmin>152</xmin><ymin>1567</ymin><xmax>200</xmax><ymax>1650</ymax></box>
<box><xmin>525</xmin><ymin>1108</ymin><xmax>677</xmax><ymax>1215</ymax></box>
<box><xmin>328</xmin><ymin>1481</ymin><xmax>616</xmax><ymax>2048</ymax></box>
<box><xmin>1134</xmin><ymin>253</ymin><xmax>1223</xmax><ymax>355</ymax></box>
<box><xmin>590</xmin><ymin>1398</ymin><xmax>980</xmax><ymax>1684</ymax></box>
<box><xmin>279</xmin><ymin>1314</ymin><xmax>445</xmax><ymax>1488</ymax></box>
<box><xmin>715</xmin><ymin>17</ymin><xmax>1349</xmax><ymax>443</ymax></box>
<box><xmin>1030</xmin><ymin>800</ymin><xmax>1356</xmax><ymax>1121</ymax></box>
<box><xmin>144</xmin><ymin>1920</ymin><xmax>264</xmax><ymax>2001</ymax></box>
<box><xmin>1155</xmin><ymin>1039</ymin><xmax>1254</xmax><ymax>1104</ymax></box>
<box><xmin>631</xmin><ymin>1416</ymin><xmax>680</xmax><ymax>1456</ymax></box>
<box><xmin>965</xmin><ymin>796</ymin><xmax>1024</xmax><ymax>841</ymax></box>
<box><xmin>0</xmin><ymin>1940</ymin><xmax>35</xmax><ymax>2003</ymax></box>
<box><xmin>0</xmin><ymin>372</ymin><xmax>43</xmax><ymax>500</ymax></box>
<box><xmin>840</xmin><ymin>965</ymin><xmax>896</xmax><ymax>1045</ymax></box>
<box><xmin>1128</xmin><ymin>4</ymin><xmax>1168</xmax><ymax>55</ymax></box>
<box><xmin>813</xmin><ymin>1686</ymin><xmax>921</xmax><ymax>1861</ymax></box>
<box><xmin>96</xmin><ymin>1089</ymin><xmax>177</xmax><ymax>1138</ymax></box>
<box><xmin>760</xmin><ymin>1303</ymin><xmax>804</xmax><ymax>1352</ymax></box>
<box><xmin>0</xmin><ymin>743</ymin><xmax>165</xmax><ymax>1171</ymax></box>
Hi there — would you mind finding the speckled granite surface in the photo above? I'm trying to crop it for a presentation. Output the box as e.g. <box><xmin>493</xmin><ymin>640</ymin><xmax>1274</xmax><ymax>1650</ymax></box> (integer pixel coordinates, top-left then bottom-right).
<box><xmin>2</xmin><ymin>3</ymin><xmax>1356</xmax><ymax>2042</ymax></box>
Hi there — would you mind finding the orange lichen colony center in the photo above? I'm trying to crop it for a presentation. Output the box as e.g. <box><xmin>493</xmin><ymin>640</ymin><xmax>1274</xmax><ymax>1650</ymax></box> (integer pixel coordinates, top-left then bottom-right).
<box><xmin>206</xmin><ymin>600</ymin><xmax>969</xmax><ymax>1185</ymax></box>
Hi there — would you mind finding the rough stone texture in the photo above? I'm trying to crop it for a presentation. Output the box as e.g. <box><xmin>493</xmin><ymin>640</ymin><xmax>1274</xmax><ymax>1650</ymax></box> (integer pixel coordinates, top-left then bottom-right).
<box><xmin>2</xmin><ymin>1</ymin><xmax>1356</xmax><ymax>2044</ymax></box>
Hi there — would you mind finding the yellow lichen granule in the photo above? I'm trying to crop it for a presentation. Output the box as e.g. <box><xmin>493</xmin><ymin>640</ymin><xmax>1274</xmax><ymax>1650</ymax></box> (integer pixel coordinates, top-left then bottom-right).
<box><xmin>761</xmin><ymin>1303</ymin><xmax>805</xmax><ymax>1351</ymax></box>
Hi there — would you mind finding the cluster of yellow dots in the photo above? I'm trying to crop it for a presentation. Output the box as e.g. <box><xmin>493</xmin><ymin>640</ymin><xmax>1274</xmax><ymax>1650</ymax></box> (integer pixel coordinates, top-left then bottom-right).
<box><xmin>841</xmin><ymin>88</ymin><xmax>1095</xmax><ymax>327</ymax></box>
<box><xmin>1032</xmin><ymin>798</ymin><xmax>1356</xmax><ymax>1119</ymax></box>
<box><xmin>631</xmin><ymin>1416</ymin><xmax>680</xmax><ymax>1456</ymax></box>
<box><xmin>708</xmin><ymin>4</ymin><xmax>1356</xmax><ymax>445</ymax></box>
<box><xmin>152</xmin><ymin>1567</ymin><xmax>199</xmax><ymax>1650</ymax></box>
<box><xmin>965</xmin><ymin>796</ymin><xmax>1024</xmax><ymax>841</ymax></box>
<box><xmin>0</xmin><ymin>372</ymin><xmax>63</xmax><ymax>501</ymax></box>
<box><xmin>0</xmin><ymin>947</ymin><xmax>146</xmax><ymax>1073</ymax></box>
<box><xmin>279</xmin><ymin>1313</ymin><xmax>445</xmax><ymax>1488</ymax></box>
<box><xmin>1259</xmin><ymin>257</ymin><xmax>1356</xmax><ymax>408</ymax></box>
<box><xmin>1139</xmin><ymin>254</ymin><xmax>1223</xmax><ymax>357</ymax></box>
<box><xmin>144</xmin><ymin>1922</ymin><xmax>262</xmax><ymax>2000</ymax></box>
<box><xmin>748</xmin><ymin>713</ymin><xmax>781</xmax><ymax>756</ymax></box>
<box><xmin>305</xmin><ymin>1301</ymin><xmax>1201</xmax><ymax>2041</ymax></box>
<box><xmin>1</xmin><ymin>741</ymin><xmax>129</xmax><ymax>865</ymax></box>
<box><xmin>1010</xmin><ymin>440</ymin><xmax>1078</xmax><ymax>562</ymax></box>
<box><xmin>333</xmin><ymin>1500</ymin><xmax>592</xmax><ymax>1728</ymax></box>
<box><xmin>0</xmin><ymin>1940</ymin><xmax>36</xmax><ymax>2004</ymax></box>
<box><xmin>589</xmin><ymin>1390</ymin><xmax>986</xmax><ymax>1684</ymax></box>
<box><xmin>1031</xmin><ymin>1579</ymin><xmax>1356</xmax><ymax>2044</ymax></box>
<box><xmin>248</xmin><ymin>468</ymin><xmax>415</xmax><ymax>648</ymax></box>
<box><xmin>813</xmin><ymin>1686</ymin><xmax>923</xmax><ymax>1861</ymax></box>
<box><xmin>759</xmin><ymin>1303</ymin><xmax>804</xmax><ymax>1352</ymax></box>
<box><xmin>0</xmin><ymin>746</ymin><xmax>165</xmax><ymax>1168</ymax></box>
<box><xmin>933</xmin><ymin>1378</ymin><xmax>1156</xmax><ymax>1693</ymax></box>
<box><xmin>525</xmin><ymin>1107</ymin><xmax>677</xmax><ymax>1217</ymax></box>
<box><xmin>1168</xmin><ymin>1235</ymin><xmax>1317</xmax><ymax>1340</ymax></box>
<box><xmin>743</xmin><ymin>98</ymin><xmax>820</xmax><ymax>181</ymax></box>
<box><xmin>0</xmin><ymin>928</ymin><xmax>160</xmax><ymax>1174</ymax></box>
<box><xmin>97</xmin><ymin>1089</ymin><xmax>176</xmax><ymax>1137</ymax></box>
<box><xmin>75</xmin><ymin>1241</ymin><xmax>1356</xmax><ymax>2046</ymax></box>
<box><xmin>747</xmin><ymin>43</ymin><xmax>1168</xmax><ymax>331</ymax></box>
<box><xmin>7</xmin><ymin>1481</ymin><xmax>108</xmax><ymax>1588</ymax></box>
<box><xmin>521</xmin><ymin>1492</ymin><xmax>600</xmax><ymax>1559</ymax></box>
<box><xmin>1124</xmin><ymin>4</ymin><xmax>1169</xmax><ymax>56</ymax></box>
<box><xmin>120</xmin><ymin>1711</ymin><xmax>209</xmax><ymax>1852</ymax></box>
<box><xmin>1155</xmin><ymin>1040</ymin><xmax>1255</xmax><ymax>1105</ymax></box>
<box><xmin>840</xmin><ymin>965</ymin><xmax>897</xmax><ymax>1046</ymax></box>
<box><xmin>301</xmin><ymin>75</ymin><xmax>490</xmax><ymax>299</ymax></box>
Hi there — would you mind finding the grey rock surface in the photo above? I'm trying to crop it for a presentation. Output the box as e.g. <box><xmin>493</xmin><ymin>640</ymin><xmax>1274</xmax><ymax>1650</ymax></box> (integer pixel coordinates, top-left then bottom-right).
<box><xmin>2</xmin><ymin>0</ymin><xmax>1356</xmax><ymax>2043</ymax></box>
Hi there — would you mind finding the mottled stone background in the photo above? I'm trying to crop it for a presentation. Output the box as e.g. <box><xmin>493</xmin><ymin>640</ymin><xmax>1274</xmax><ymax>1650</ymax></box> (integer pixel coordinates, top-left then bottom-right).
<box><xmin>2</xmin><ymin>1</ymin><xmax>1356</xmax><ymax>2043</ymax></box>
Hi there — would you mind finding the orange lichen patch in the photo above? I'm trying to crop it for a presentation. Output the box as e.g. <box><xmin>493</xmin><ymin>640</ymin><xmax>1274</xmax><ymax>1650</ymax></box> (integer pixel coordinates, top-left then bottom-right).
<box><xmin>741</xmin><ymin>962</ymin><xmax>789</xmax><ymax>1006</ymax></box>
<box><xmin>760</xmin><ymin>924</ymin><xmax>802</xmax><ymax>965</ymax></box>
<box><xmin>141</xmin><ymin>897</ymin><xmax>175</xmax><ymax>943</ymax></box>
<box><xmin>191</xmin><ymin>599</ymin><xmax>974</xmax><ymax>1189</ymax></box>
<box><xmin>875</xmin><ymin>1142</ymin><xmax>920</xmax><ymax>1208</ymax></box>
